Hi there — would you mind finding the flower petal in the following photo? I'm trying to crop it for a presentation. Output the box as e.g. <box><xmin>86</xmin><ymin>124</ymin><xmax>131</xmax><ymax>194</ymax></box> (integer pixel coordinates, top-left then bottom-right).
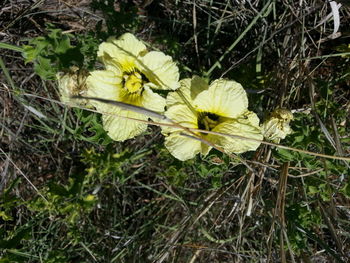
<box><xmin>138</xmin><ymin>51</ymin><xmax>180</xmax><ymax>90</ymax></box>
<box><xmin>163</xmin><ymin>104</ymin><xmax>198</xmax><ymax>134</ymax></box>
<box><xmin>193</xmin><ymin>79</ymin><xmax>248</xmax><ymax>118</ymax></box>
<box><xmin>141</xmin><ymin>86</ymin><xmax>166</xmax><ymax>114</ymax></box>
<box><xmin>166</xmin><ymin>78</ymin><xmax>191</xmax><ymax>108</ymax></box>
<box><xmin>190</xmin><ymin>76</ymin><xmax>209</xmax><ymax>100</ymax></box>
<box><xmin>200</xmin><ymin>141</ymin><xmax>212</xmax><ymax>156</ymax></box>
<box><xmin>164</xmin><ymin>134</ymin><xmax>202</xmax><ymax>161</ymax></box>
<box><xmin>166</xmin><ymin>76</ymin><xmax>209</xmax><ymax>108</ymax></box>
<box><xmin>209</xmin><ymin>111</ymin><xmax>262</xmax><ymax>153</ymax></box>
<box><xmin>98</xmin><ymin>33</ymin><xmax>147</xmax><ymax>72</ymax></box>
<box><xmin>86</xmin><ymin>70</ymin><xmax>123</xmax><ymax>112</ymax></box>
<box><xmin>103</xmin><ymin>107</ymin><xmax>148</xmax><ymax>141</ymax></box>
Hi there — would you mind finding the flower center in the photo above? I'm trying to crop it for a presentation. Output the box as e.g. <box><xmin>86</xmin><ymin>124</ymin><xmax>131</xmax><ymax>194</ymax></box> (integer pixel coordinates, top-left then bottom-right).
<box><xmin>124</xmin><ymin>72</ymin><xmax>143</xmax><ymax>93</ymax></box>
<box><xmin>197</xmin><ymin>112</ymin><xmax>220</xmax><ymax>131</ymax></box>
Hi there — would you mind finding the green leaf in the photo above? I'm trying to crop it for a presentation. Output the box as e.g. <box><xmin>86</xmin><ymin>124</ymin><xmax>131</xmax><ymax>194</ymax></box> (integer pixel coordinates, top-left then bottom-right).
<box><xmin>55</xmin><ymin>35</ymin><xmax>72</xmax><ymax>54</ymax></box>
<box><xmin>276</xmin><ymin>148</ymin><xmax>296</xmax><ymax>161</ymax></box>
<box><xmin>34</xmin><ymin>56</ymin><xmax>55</xmax><ymax>80</ymax></box>
<box><xmin>22</xmin><ymin>45</ymin><xmax>38</xmax><ymax>63</ymax></box>
<box><xmin>308</xmin><ymin>185</ymin><xmax>318</xmax><ymax>195</ymax></box>
<box><xmin>48</xmin><ymin>183</ymin><xmax>69</xmax><ymax>197</ymax></box>
<box><xmin>0</xmin><ymin>42</ymin><xmax>24</xmax><ymax>53</ymax></box>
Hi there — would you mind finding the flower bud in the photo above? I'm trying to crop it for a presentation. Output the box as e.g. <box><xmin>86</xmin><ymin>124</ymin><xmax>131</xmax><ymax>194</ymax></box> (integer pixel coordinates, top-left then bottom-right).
<box><xmin>262</xmin><ymin>108</ymin><xmax>293</xmax><ymax>142</ymax></box>
<box><xmin>57</xmin><ymin>66</ymin><xmax>90</xmax><ymax>107</ymax></box>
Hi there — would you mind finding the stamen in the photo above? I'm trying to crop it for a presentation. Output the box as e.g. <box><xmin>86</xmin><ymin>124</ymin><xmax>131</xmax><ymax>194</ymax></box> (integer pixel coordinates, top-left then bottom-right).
<box><xmin>124</xmin><ymin>72</ymin><xmax>143</xmax><ymax>93</ymax></box>
<box><xmin>197</xmin><ymin>112</ymin><xmax>220</xmax><ymax>131</ymax></box>
<box><xmin>123</xmin><ymin>71</ymin><xmax>150</xmax><ymax>94</ymax></box>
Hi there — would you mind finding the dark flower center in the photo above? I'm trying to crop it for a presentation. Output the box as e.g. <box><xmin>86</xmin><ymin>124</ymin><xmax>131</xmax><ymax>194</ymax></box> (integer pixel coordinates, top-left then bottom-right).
<box><xmin>197</xmin><ymin>112</ymin><xmax>220</xmax><ymax>131</ymax></box>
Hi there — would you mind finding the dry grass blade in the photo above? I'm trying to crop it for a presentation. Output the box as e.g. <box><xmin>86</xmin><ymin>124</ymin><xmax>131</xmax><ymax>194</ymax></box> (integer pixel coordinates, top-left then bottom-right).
<box><xmin>194</xmin><ymin>128</ymin><xmax>350</xmax><ymax>162</ymax></box>
<box><xmin>25</xmin><ymin>93</ymin><xmax>350</xmax><ymax>162</ymax></box>
<box><xmin>308</xmin><ymin>78</ymin><xmax>336</xmax><ymax>149</ymax></box>
<box><xmin>0</xmin><ymin>148</ymin><xmax>48</xmax><ymax>203</ymax></box>
<box><xmin>319</xmin><ymin>202</ymin><xmax>345</xmax><ymax>258</ymax></box>
<box><xmin>0</xmin><ymin>0</ymin><xmax>45</xmax><ymax>32</ymax></box>
<box><xmin>192</xmin><ymin>0</ymin><xmax>199</xmax><ymax>65</ymax></box>
<box><xmin>330</xmin><ymin>115</ymin><xmax>345</xmax><ymax>156</ymax></box>
<box><xmin>206</xmin><ymin>0</ymin><xmax>272</xmax><ymax>76</ymax></box>
<box><xmin>267</xmin><ymin>162</ymin><xmax>290</xmax><ymax>262</ymax></box>
<box><xmin>179</xmin><ymin>133</ymin><xmax>254</xmax><ymax>172</ymax></box>
<box><xmin>155</xmin><ymin>181</ymin><xmax>238</xmax><ymax>262</ymax></box>
<box><xmin>279</xmin><ymin>163</ymin><xmax>291</xmax><ymax>262</ymax></box>
<box><xmin>72</xmin><ymin>95</ymin><xmax>168</xmax><ymax>121</ymax></box>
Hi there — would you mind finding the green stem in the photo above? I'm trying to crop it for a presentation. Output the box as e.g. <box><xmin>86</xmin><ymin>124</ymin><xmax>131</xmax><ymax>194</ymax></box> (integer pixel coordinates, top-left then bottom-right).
<box><xmin>0</xmin><ymin>42</ymin><xmax>24</xmax><ymax>53</ymax></box>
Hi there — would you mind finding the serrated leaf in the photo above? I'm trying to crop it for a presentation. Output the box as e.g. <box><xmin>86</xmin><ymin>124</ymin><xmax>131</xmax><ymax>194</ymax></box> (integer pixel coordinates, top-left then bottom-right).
<box><xmin>34</xmin><ymin>56</ymin><xmax>56</xmax><ymax>80</ymax></box>
<box><xmin>55</xmin><ymin>36</ymin><xmax>72</xmax><ymax>54</ymax></box>
<box><xmin>22</xmin><ymin>45</ymin><xmax>37</xmax><ymax>63</ymax></box>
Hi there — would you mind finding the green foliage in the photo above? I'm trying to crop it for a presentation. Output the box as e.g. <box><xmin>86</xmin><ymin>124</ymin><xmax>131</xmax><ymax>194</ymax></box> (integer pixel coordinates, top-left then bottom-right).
<box><xmin>22</xmin><ymin>25</ymin><xmax>99</xmax><ymax>80</ymax></box>
<box><xmin>272</xmin><ymin>92</ymin><xmax>350</xmax><ymax>255</ymax></box>
<box><xmin>341</xmin><ymin>182</ymin><xmax>350</xmax><ymax>198</ymax></box>
<box><xmin>197</xmin><ymin>154</ymin><xmax>231</xmax><ymax>188</ymax></box>
<box><xmin>23</xmin><ymin>25</ymin><xmax>78</xmax><ymax>80</ymax></box>
<box><xmin>157</xmin><ymin>148</ymin><xmax>230</xmax><ymax>188</ymax></box>
<box><xmin>286</xmin><ymin>203</ymin><xmax>322</xmax><ymax>252</ymax></box>
<box><xmin>90</xmin><ymin>0</ymin><xmax>139</xmax><ymax>37</ymax></box>
<box><xmin>28</xmin><ymin>173</ymin><xmax>97</xmax><ymax>228</ymax></box>
<box><xmin>45</xmin><ymin>251</ymin><xmax>68</xmax><ymax>263</ymax></box>
<box><xmin>159</xmin><ymin>164</ymin><xmax>189</xmax><ymax>186</ymax></box>
<box><xmin>0</xmin><ymin>143</ymin><xmax>146</xmax><ymax>262</ymax></box>
<box><xmin>0</xmin><ymin>181</ymin><xmax>32</xmax><ymax>262</ymax></box>
<box><xmin>81</xmin><ymin>146</ymin><xmax>134</xmax><ymax>183</ymax></box>
<box><xmin>155</xmin><ymin>148</ymin><xmax>192</xmax><ymax>185</ymax></box>
<box><xmin>75</xmin><ymin>32</ymin><xmax>99</xmax><ymax>69</ymax></box>
<box><xmin>0</xmin><ymin>178</ymin><xmax>21</xmax><ymax>221</ymax></box>
<box><xmin>67</xmin><ymin>108</ymin><xmax>113</xmax><ymax>145</ymax></box>
<box><xmin>0</xmin><ymin>226</ymin><xmax>31</xmax><ymax>250</ymax></box>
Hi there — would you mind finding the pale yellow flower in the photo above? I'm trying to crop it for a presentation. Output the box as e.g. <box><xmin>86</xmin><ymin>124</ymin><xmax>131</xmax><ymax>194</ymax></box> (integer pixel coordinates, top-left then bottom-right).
<box><xmin>262</xmin><ymin>108</ymin><xmax>293</xmax><ymax>142</ymax></box>
<box><xmin>163</xmin><ymin>76</ymin><xmax>263</xmax><ymax>161</ymax></box>
<box><xmin>86</xmin><ymin>33</ymin><xmax>180</xmax><ymax>141</ymax></box>
<box><xmin>57</xmin><ymin>66</ymin><xmax>89</xmax><ymax>106</ymax></box>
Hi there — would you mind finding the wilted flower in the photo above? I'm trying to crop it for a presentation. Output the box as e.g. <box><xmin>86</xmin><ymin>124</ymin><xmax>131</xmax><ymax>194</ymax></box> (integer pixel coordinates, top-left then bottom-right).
<box><xmin>162</xmin><ymin>76</ymin><xmax>263</xmax><ymax>161</ymax></box>
<box><xmin>57</xmin><ymin>66</ymin><xmax>89</xmax><ymax>106</ymax></box>
<box><xmin>262</xmin><ymin>108</ymin><xmax>293</xmax><ymax>142</ymax></box>
<box><xmin>86</xmin><ymin>33</ymin><xmax>180</xmax><ymax>141</ymax></box>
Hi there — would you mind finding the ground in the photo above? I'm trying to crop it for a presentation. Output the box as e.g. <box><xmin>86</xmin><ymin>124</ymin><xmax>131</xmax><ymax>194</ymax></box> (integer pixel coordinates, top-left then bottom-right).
<box><xmin>1</xmin><ymin>0</ymin><xmax>350</xmax><ymax>262</ymax></box>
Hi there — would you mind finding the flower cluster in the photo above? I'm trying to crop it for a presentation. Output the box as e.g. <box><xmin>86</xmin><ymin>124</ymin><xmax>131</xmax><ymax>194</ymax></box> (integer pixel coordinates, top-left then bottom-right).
<box><xmin>57</xmin><ymin>33</ymin><xmax>293</xmax><ymax>161</ymax></box>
